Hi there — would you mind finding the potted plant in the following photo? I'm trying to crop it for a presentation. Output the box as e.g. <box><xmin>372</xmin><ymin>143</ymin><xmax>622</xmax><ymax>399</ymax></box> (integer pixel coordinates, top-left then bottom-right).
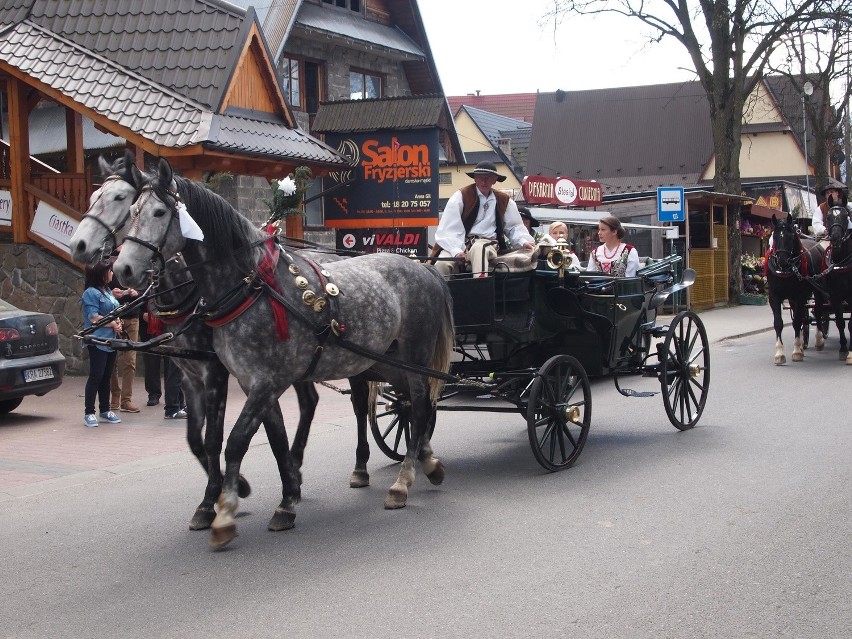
<box><xmin>265</xmin><ymin>165</ymin><xmax>312</xmax><ymax>239</ymax></box>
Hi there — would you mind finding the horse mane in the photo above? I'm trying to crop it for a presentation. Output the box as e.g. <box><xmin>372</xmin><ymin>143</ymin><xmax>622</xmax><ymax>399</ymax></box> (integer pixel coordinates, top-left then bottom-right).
<box><xmin>169</xmin><ymin>175</ymin><xmax>264</xmax><ymax>271</ymax></box>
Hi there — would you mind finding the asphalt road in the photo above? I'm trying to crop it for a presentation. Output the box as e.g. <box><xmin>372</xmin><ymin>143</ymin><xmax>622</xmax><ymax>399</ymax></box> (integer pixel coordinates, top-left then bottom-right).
<box><xmin>2</xmin><ymin>329</ymin><xmax>851</xmax><ymax>639</ymax></box>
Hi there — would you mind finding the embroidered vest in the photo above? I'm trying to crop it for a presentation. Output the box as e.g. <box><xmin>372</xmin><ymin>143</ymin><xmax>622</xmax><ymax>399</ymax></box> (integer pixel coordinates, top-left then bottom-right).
<box><xmin>594</xmin><ymin>243</ymin><xmax>634</xmax><ymax>277</ymax></box>
<box><xmin>459</xmin><ymin>184</ymin><xmax>509</xmax><ymax>253</ymax></box>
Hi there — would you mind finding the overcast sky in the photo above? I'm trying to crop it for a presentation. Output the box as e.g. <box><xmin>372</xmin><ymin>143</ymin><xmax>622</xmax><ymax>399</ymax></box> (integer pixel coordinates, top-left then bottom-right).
<box><xmin>418</xmin><ymin>0</ymin><xmax>698</xmax><ymax>97</ymax></box>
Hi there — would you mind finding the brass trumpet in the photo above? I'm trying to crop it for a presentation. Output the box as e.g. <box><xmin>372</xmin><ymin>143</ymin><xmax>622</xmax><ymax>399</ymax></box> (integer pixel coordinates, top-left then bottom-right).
<box><xmin>545</xmin><ymin>240</ymin><xmax>578</xmax><ymax>283</ymax></box>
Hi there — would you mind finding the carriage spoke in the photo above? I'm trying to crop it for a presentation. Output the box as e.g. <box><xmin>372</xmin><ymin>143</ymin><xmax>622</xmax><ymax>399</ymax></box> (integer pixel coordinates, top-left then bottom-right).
<box><xmin>660</xmin><ymin>311</ymin><xmax>709</xmax><ymax>430</ymax></box>
<box><xmin>527</xmin><ymin>355</ymin><xmax>592</xmax><ymax>472</ymax></box>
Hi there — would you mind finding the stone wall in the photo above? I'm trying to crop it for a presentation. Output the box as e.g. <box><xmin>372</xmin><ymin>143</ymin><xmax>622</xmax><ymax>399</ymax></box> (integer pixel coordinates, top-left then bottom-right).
<box><xmin>0</xmin><ymin>239</ymin><xmax>87</xmax><ymax>374</ymax></box>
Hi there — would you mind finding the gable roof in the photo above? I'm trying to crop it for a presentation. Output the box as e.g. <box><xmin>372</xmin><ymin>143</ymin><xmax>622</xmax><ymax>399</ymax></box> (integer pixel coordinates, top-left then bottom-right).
<box><xmin>527</xmin><ymin>83</ymin><xmax>714</xmax><ymax>195</ymax></box>
<box><xmin>448</xmin><ymin>93</ymin><xmax>538</xmax><ymax>123</ymax></box>
<box><xmin>294</xmin><ymin>2</ymin><xmax>424</xmax><ymax>58</ymax></box>
<box><xmin>0</xmin><ymin>0</ymin><xmax>347</xmax><ymax>170</ymax></box>
<box><xmin>311</xmin><ymin>94</ymin><xmax>464</xmax><ymax>163</ymax></box>
<box><xmin>461</xmin><ymin>105</ymin><xmax>531</xmax><ymax>145</ymax></box>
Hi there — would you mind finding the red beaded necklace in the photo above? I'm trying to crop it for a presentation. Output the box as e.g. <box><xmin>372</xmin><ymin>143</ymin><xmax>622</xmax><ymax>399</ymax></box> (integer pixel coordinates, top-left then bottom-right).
<box><xmin>602</xmin><ymin>242</ymin><xmax>622</xmax><ymax>259</ymax></box>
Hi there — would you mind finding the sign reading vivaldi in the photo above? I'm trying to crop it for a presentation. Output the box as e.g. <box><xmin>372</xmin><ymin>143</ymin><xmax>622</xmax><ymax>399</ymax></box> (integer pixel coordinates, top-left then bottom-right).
<box><xmin>323</xmin><ymin>130</ymin><xmax>439</xmax><ymax>228</ymax></box>
<box><xmin>522</xmin><ymin>176</ymin><xmax>603</xmax><ymax>207</ymax></box>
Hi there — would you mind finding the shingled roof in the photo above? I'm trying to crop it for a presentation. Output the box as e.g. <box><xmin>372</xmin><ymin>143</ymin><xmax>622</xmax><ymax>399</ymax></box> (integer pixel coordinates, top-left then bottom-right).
<box><xmin>527</xmin><ymin>83</ymin><xmax>714</xmax><ymax>195</ymax></box>
<box><xmin>311</xmin><ymin>94</ymin><xmax>464</xmax><ymax>163</ymax></box>
<box><xmin>0</xmin><ymin>0</ymin><xmax>347</xmax><ymax>168</ymax></box>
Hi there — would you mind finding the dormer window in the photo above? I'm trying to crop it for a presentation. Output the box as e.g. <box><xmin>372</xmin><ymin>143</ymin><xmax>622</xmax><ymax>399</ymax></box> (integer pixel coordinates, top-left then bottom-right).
<box><xmin>322</xmin><ymin>0</ymin><xmax>361</xmax><ymax>12</ymax></box>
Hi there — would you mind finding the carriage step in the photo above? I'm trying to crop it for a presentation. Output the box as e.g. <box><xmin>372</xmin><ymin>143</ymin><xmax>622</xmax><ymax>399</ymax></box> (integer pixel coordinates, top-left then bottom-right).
<box><xmin>617</xmin><ymin>387</ymin><xmax>658</xmax><ymax>398</ymax></box>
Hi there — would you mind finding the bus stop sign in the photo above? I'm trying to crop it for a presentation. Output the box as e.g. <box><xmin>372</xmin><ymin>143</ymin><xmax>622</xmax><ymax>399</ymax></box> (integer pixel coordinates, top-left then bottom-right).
<box><xmin>657</xmin><ymin>187</ymin><xmax>685</xmax><ymax>222</ymax></box>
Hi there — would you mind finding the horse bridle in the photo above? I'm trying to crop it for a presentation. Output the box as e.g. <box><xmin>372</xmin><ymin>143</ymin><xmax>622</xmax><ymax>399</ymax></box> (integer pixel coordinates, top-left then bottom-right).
<box><xmin>122</xmin><ymin>184</ymin><xmax>181</xmax><ymax>274</ymax></box>
<box><xmin>769</xmin><ymin>223</ymin><xmax>806</xmax><ymax>275</ymax></box>
<box><xmin>81</xmin><ymin>174</ymin><xmax>136</xmax><ymax>258</ymax></box>
<box><xmin>826</xmin><ymin>207</ymin><xmax>851</xmax><ymax>246</ymax></box>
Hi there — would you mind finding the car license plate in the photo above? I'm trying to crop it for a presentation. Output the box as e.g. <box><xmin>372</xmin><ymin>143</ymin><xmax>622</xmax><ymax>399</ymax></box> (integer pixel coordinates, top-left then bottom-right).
<box><xmin>24</xmin><ymin>367</ymin><xmax>54</xmax><ymax>383</ymax></box>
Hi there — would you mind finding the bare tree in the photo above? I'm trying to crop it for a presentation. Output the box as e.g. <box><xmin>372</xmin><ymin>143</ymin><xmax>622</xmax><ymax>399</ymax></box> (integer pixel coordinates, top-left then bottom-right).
<box><xmin>547</xmin><ymin>0</ymin><xmax>842</xmax><ymax>301</ymax></box>
<box><xmin>768</xmin><ymin>18</ymin><xmax>852</xmax><ymax>201</ymax></box>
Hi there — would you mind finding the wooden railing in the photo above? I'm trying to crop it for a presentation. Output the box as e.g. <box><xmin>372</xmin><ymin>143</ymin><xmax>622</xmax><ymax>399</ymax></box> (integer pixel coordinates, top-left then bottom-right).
<box><xmin>31</xmin><ymin>172</ymin><xmax>90</xmax><ymax>214</ymax></box>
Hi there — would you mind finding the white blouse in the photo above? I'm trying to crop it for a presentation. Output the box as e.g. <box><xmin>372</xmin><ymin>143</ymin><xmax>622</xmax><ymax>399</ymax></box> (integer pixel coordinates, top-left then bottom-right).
<box><xmin>587</xmin><ymin>243</ymin><xmax>640</xmax><ymax>277</ymax></box>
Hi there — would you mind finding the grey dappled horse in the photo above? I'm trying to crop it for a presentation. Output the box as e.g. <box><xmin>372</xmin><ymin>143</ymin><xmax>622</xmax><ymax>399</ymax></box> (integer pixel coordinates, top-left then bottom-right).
<box><xmin>69</xmin><ymin>153</ymin><xmax>359</xmax><ymax>532</ymax></box>
<box><xmin>113</xmin><ymin>158</ymin><xmax>454</xmax><ymax>548</ymax></box>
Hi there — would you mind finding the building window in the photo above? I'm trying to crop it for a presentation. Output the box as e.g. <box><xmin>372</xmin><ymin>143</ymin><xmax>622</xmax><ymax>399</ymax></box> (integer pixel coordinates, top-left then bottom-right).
<box><xmin>323</xmin><ymin>0</ymin><xmax>361</xmax><ymax>11</ymax></box>
<box><xmin>281</xmin><ymin>56</ymin><xmax>324</xmax><ymax>115</ymax></box>
<box><xmin>281</xmin><ymin>56</ymin><xmax>300</xmax><ymax>108</ymax></box>
<box><xmin>439</xmin><ymin>172</ymin><xmax>452</xmax><ymax>185</ymax></box>
<box><xmin>350</xmin><ymin>69</ymin><xmax>382</xmax><ymax>100</ymax></box>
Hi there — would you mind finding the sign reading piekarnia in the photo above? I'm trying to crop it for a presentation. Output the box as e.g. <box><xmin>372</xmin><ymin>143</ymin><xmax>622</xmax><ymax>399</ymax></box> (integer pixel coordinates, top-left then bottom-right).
<box><xmin>522</xmin><ymin>176</ymin><xmax>603</xmax><ymax>207</ymax></box>
<box><xmin>323</xmin><ymin>130</ymin><xmax>439</xmax><ymax>228</ymax></box>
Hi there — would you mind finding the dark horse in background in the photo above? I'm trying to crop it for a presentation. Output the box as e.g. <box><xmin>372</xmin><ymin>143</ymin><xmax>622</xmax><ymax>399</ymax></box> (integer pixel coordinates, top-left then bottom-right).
<box><xmin>766</xmin><ymin>213</ymin><xmax>825</xmax><ymax>365</ymax></box>
<box><xmin>823</xmin><ymin>196</ymin><xmax>852</xmax><ymax>363</ymax></box>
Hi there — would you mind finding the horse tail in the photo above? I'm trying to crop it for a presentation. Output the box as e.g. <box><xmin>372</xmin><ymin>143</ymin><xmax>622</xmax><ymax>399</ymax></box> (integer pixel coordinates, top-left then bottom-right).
<box><xmin>426</xmin><ymin>266</ymin><xmax>455</xmax><ymax>403</ymax></box>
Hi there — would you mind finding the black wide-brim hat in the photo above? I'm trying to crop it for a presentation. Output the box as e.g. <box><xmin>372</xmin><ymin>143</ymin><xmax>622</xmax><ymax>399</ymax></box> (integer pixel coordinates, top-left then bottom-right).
<box><xmin>466</xmin><ymin>161</ymin><xmax>507</xmax><ymax>182</ymax></box>
<box><xmin>518</xmin><ymin>206</ymin><xmax>540</xmax><ymax>227</ymax></box>
<box><xmin>821</xmin><ymin>183</ymin><xmax>847</xmax><ymax>195</ymax></box>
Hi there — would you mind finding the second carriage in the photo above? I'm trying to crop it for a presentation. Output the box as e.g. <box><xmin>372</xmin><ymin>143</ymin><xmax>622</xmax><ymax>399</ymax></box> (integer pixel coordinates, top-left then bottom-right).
<box><xmin>370</xmin><ymin>251</ymin><xmax>710</xmax><ymax>472</ymax></box>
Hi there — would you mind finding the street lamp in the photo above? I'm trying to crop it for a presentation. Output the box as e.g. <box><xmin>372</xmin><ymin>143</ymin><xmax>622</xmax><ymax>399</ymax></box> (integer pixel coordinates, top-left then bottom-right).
<box><xmin>802</xmin><ymin>80</ymin><xmax>814</xmax><ymax>215</ymax></box>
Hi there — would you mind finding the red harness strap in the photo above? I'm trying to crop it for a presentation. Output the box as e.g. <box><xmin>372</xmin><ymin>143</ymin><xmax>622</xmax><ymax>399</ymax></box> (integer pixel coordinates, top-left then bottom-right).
<box><xmin>204</xmin><ymin>239</ymin><xmax>289</xmax><ymax>340</ymax></box>
<box><xmin>257</xmin><ymin>238</ymin><xmax>289</xmax><ymax>340</ymax></box>
<box><xmin>203</xmin><ymin>293</ymin><xmax>260</xmax><ymax>328</ymax></box>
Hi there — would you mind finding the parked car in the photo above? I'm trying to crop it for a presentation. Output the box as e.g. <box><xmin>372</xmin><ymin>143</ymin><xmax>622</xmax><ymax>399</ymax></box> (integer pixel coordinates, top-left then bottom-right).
<box><xmin>0</xmin><ymin>298</ymin><xmax>65</xmax><ymax>414</ymax></box>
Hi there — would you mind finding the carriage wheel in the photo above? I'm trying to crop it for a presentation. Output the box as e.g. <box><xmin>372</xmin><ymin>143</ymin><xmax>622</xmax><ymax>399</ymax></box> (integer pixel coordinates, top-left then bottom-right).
<box><xmin>660</xmin><ymin>311</ymin><xmax>710</xmax><ymax>430</ymax></box>
<box><xmin>526</xmin><ymin>355</ymin><xmax>592</xmax><ymax>472</ymax></box>
<box><xmin>368</xmin><ymin>383</ymin><xmax>436</xmax><ymax>462</ymax></box>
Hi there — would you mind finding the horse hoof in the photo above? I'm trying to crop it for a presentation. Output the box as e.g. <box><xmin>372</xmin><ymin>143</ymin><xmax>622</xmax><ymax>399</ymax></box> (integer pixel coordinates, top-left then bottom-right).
<box><xmin>774</xmin><ymin>355</ymin><xmax>786</xmax><ymax>365</ymax></box>
<box><xmin>209</xmin><ymin>523</ymin><xmax>236</xmax><ymax>549</ymax></box>
<box><xmin>238</xmin><ymin>475</ymin><xmax>252</xmax><ymax>499</ymax></box>
<box><xmin>792</xmin><ymin>352</ymin><xmax>804</xmax><ymax>362</ymax></box>
<box><xmin>267</xmin><ymin>507</ymin><xmax>296</xmax><ymax>531</ymax></box>
<box><xmin>189</xmin><ymin>506</ymin><xmax>216</xmax><ymax>531</ymax></box>
<box><xmin>349</xmin><ymin>469</ymin><xmax>370</xmax><ymax>488</ymax></box>
<box><xmin>815</xmin><ymin>344</ymin><xmax>824</xmax><ymax>351</ymax></box>
<box><xmin>425</xmin><ymin>459</ymin><xmax>445</xmax><ymax>486</ymax></box>
<box><xmin>840</xmin><ymin>351</ymin><xmax>849</xmax><ymax>361</ymax></box>
<box><xmin>384</xmin><ymin>485</ymin><xmax>408</xmax><ymax>509</ymax></box>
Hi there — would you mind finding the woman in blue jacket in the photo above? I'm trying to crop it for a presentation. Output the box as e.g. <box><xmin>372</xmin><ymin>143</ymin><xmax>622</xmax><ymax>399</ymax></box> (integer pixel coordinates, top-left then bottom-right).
<box><xmin>81</xmin><ymin>260</ymin><xmax>122</xmax><ymax>427</ymax></box>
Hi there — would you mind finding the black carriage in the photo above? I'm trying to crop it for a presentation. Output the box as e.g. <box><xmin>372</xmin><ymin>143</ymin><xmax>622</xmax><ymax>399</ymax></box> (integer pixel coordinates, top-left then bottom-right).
<box><xmin>370</xmin><ymin>252</ymin><xmax>709</xmax><ymax>472</ymax></box>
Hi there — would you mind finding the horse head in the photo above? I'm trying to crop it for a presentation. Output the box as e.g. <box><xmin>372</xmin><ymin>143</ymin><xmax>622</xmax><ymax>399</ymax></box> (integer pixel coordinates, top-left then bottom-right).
<box><xmin>769</xmin><ymin>213</ymin><xmax>805</xmax><ymax>274</ymax></box>
<box><xmin>826</xmin><ymin>204</ymin><xmax>850</xmax><ymax>252</ymax></box>
<box><xmin>69</xmin><ymin>149</ymin><xmax>146</xmax><ymax>264</ymax></box>
<box><xmin>113</xmin><ymin>158</ymin><xmax>189</xmax><ymax>289</ymax></box>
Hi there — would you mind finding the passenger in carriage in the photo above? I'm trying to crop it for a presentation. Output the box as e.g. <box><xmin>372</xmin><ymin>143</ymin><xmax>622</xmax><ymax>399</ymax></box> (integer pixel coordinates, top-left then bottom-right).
<box><xmin>586</xmin><ymin>215</ymin><xmax>640</xmax><ymax>277</ymax></box>
<box><xmin>539</xmin><ymin>221</ymin><xmax>581</xmax><ymax>269</ymax></box>
<box><xmin>431</xmin><ymin>161</ymin><xmax>536</xmax><ymax>277</ymax></box>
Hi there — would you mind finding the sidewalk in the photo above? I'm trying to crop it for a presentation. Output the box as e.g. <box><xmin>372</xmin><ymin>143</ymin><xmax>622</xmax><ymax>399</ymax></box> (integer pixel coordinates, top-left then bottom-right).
<box><xmin>0</xmin><ymin>303</ymin><xmax>774</xmax><ymax>500</ymax></box>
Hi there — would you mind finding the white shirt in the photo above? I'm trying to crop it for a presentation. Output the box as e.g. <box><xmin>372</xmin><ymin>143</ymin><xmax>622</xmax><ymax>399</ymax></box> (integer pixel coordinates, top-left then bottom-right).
<box><xmin>435</xmin><ymin>188</ymin><xmax>534</xmax><ymax>257</ymax></box>
<box><xmin>812</xmin><ymin>202</ymin><xmax>852</xmax><ymax>236</ymax></box>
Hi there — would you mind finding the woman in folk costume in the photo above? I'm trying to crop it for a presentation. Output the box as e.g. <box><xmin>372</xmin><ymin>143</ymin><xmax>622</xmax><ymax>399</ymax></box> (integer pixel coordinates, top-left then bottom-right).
<box><xmin>586</xmin><ymin>215</ymin><xmax>640</xmax><ymax>277</ymax></box>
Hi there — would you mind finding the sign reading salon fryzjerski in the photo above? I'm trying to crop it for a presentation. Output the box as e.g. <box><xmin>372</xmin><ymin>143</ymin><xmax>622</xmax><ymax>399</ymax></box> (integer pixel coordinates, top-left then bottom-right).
<box><xmin>323</xmin><ymin>130</ymin><xmax>439</xmax><ymax>228</ymax></box>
